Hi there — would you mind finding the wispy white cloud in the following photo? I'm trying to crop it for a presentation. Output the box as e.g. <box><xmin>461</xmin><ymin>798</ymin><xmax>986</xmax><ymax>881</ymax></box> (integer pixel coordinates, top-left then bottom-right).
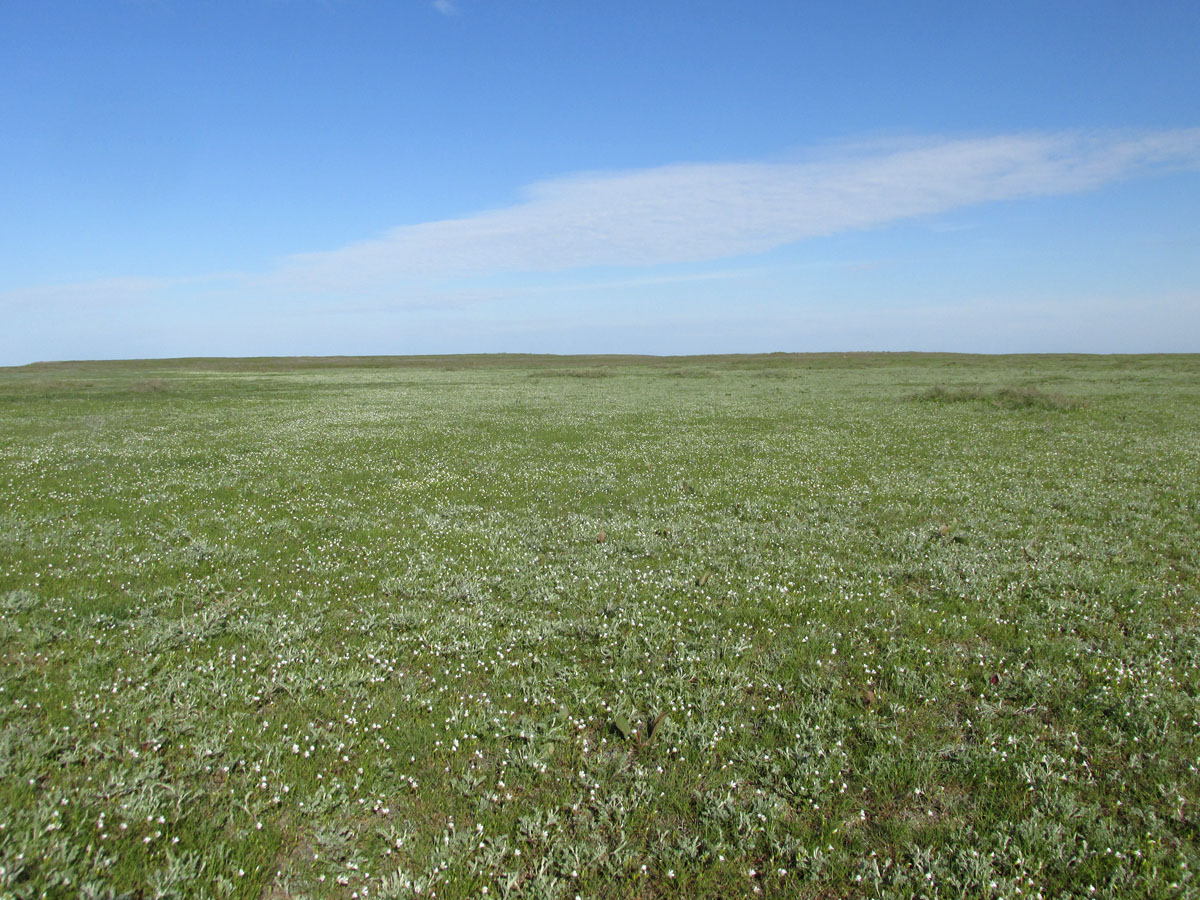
<box><xmin>0</xmin><ymin>276</ymin><xmax>175</xmax><ymax>310</ymax></box>
<box><xmin>8</xmin><ymin>128</ymin><xmax>1198</xmax><ymax>333</ymax></box>
<box><xmin>271</xmin><ymin>129</ymin><xmax>1200</xmax><ymax>292</ymax></box>
<box><xmin>283</xmin><ymin>265</ymin><xmax>794</xmax><ymax>317</ymax></box>
<box><xmin>432</xmin><ymin>0</ymin><xmax>458</xmax><ymax>16</ymax></box>
<box><xmin>0</xmin><ymin>272</ymin><xmax>248</xmax><ymax>313</ymax></box>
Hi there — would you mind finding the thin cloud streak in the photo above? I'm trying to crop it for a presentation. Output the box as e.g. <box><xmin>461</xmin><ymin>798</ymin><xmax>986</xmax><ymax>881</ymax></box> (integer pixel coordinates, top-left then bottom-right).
<box><xmin>0</xmin><ymin>273</ymin><xmax>243</xmax><ymax>311</ymax></box>
<box><xmin>0</xmin><ymin>277</ymin><xmax>177</xmax><ymax>310</ymax></box>
<box><xmin>284</xmin><ymin>266</ymin><xmax>789</xmax><ymax>317</ymax></box>
<box><xmin>273</xmin><ymin>129</ymin><xmax>1200</xmax><ymax>291</ymax></box>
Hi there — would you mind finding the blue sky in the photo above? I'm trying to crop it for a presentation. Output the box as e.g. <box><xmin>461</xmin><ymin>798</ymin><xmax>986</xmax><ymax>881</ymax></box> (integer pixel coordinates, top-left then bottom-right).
<box><xmin>2</xmin><ymin>1</ymin><xmax>1198</xmax><ymax>364</ymax></box>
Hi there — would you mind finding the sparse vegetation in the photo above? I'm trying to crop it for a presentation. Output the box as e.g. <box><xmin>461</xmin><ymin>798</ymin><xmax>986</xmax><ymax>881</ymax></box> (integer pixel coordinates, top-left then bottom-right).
<box><xmin>0</xmin><ymin>353</ymin><xmax>1197</xmax><ymax>899</ymax></box>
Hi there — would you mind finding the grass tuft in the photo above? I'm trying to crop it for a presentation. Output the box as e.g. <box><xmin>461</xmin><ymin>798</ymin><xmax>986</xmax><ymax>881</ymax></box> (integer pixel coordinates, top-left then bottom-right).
<box><xmin>916</xmin><ymin>383</ymin><xmax>1084</xmax><ymax>410</ymax></box>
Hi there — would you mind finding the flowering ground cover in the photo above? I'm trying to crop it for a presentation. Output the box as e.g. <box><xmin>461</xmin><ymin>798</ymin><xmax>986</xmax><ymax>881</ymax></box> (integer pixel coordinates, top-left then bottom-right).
<box><xmin>1</xmin><ymin>352</ymin><xmax>1198</xmax><ymax>899</ymax></box>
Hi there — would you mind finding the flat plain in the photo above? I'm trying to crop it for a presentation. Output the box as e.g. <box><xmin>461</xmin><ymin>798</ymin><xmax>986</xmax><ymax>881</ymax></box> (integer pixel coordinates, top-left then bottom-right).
<box><xmin>1</xmin><ymin>353</ymin><xmax>1198</xmax><ymax>899</ymax></box>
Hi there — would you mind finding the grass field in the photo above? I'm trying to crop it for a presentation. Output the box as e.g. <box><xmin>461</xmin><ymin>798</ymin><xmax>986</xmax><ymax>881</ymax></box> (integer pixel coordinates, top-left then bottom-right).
<box><xmin>1</xmin><ymin>353</ymin><xmax>1198</xmax><ymax>899</ymax></box>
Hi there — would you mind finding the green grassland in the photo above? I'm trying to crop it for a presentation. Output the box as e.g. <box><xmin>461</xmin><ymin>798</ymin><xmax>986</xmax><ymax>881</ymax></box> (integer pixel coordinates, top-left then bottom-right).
<box><xmin>1</xmin><ymin>353</ymin><xmax>1198</xmax><ymax>899</ymax></box>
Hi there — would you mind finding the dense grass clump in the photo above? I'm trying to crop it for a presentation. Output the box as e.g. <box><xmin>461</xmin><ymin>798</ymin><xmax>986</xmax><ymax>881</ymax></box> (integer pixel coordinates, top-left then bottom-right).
<box><xmin>916</xmin><ymin>384</ymin><xmax>1084</xmax><ymax>409</ymax></box>
<box><xmin>0</xmin><ymin>352</ymin><xmax>1198</xmax><ymax>899</ymax></box>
